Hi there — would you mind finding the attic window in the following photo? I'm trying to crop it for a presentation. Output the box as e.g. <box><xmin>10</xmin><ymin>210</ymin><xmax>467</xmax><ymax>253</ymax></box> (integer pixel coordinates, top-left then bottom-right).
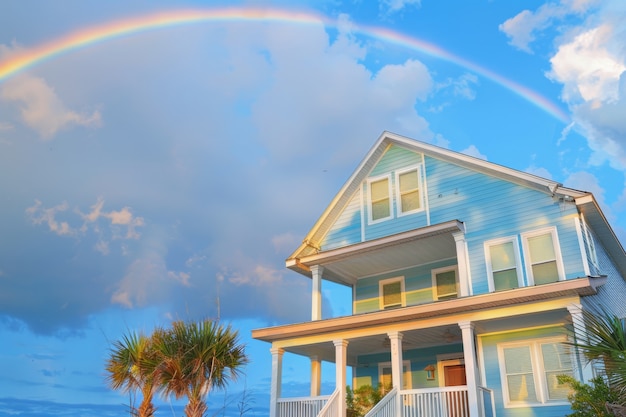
<box><xmin>396</xmin><ymin>166</ymin><xmax>423</xmax><ymax>216</ymax></box>
<box><xmin>368</xmin><ymin>175</ymin><xmax>392</xmax><ymax>223</ymax></box>
<box><xmin>521</xmin><ymin>227</ymin><xmax>565</xmax><ymax>285</ymax></box>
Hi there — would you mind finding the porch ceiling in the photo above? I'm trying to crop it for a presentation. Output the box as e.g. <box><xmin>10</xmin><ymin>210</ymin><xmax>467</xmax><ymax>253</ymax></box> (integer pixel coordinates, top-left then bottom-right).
<box><xmin>287</xmin><ymin>220</ymin><xmax>464</xmax><ymax>286</ymax></box>
<box><xmin>252</xmin><ymin>276</ymin><xmax>605</xmax><ymax>365</ymax></box>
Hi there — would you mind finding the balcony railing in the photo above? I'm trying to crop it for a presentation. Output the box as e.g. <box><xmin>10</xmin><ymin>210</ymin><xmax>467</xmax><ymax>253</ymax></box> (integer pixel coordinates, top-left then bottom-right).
<box><xmin>276</xmin><ymin>394</ymin><xmax>330</xmax><ymax>417</ymax></box>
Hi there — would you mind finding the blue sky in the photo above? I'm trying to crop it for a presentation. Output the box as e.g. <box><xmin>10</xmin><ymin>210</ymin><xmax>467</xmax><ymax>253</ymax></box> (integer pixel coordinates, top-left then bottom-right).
<box><xmin>1</xmin><ymin>0</ymin><xmax>625</xmax><ymax>415</ymax></box>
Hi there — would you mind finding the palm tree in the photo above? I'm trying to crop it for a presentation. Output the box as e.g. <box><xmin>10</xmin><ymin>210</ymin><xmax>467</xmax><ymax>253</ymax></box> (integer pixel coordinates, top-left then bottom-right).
<box><xmin>570</xmin><ymin>306</ymin><xmax>626</xmax><ymax>399</ymax></box>
<box><xmin>106</xmin><ymin>331</ymin><xmax>159</xmax><ymax>417</ymax></box>
<box><xmin>155</xmin><ymin>320</ymin><xmax>249</xmax><ymax>417</ymax></box>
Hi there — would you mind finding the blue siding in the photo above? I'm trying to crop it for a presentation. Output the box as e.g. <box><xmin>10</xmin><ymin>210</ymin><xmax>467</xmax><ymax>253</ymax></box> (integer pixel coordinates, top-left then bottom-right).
<box><xmin>354</xmin><ymin>343</ymin><xmax>463</xmax><ymax>389</ymax></box>
<box><xmin>582</xmin><ymin>235</ymin><xmax>626</xmax><ymax>317</ymax></box>
<box><xmin>480</xmin><ymin>327</ymin><xmax>572</xmax><ymax>417</ymax></box>
<box><xmin>321</xmin><ymin>192</ymin><xmax>362</xmax><ymax>250</ymax></box>
<box><xmin>355</xmin><ymin>259</ymin><xmax>456</xmax><ymax>314</ymax></box>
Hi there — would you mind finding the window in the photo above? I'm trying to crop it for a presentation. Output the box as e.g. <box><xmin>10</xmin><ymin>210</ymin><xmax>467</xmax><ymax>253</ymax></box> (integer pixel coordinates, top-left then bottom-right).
<box><xmin>395</xmin><ymin>166</ymin><xmax>423</xmax><ymax>216</ymax></box>
<box><xmin>379</xmin><ymin>277</ymin><xmax>405</xmax><ymax>310</ymax></box>
<box><xmin>582</xmin><ymin>216</ymin><xmax>599</xmax><ymax>269</ymax></box>
<box><xmin>485</xmin><ymin>237</ymin><xmax>522</xmax><ymax>292</ymax></box>
<box><xmin>379</xmin><ymin>360</ymin><xmax>411</xmax><ymax>391</ymax></box>
<box><xmin>521</xmin><ymin>227</ymin><xmax>564</xmax><ymax>285</ymax></box>
<box><xmin>498</xmin><ymin>339</ymin><xmax>573</xmax><ymax>406</ymax></box>
<box><xmin>368</xmin><ymin>176</ymin><xmax>392</xmax><ymax>223</ymax></box>
<box><xmin>432</xmin><ymin>266</ymin><xmax>458</xmax><ymax>300</ymax></box>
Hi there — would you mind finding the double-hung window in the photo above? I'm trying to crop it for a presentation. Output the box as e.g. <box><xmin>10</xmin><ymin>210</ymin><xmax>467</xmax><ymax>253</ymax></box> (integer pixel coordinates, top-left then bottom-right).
<box><xmin>379</xmin><ymin>277</ymin><xmax>405</xmax><ymax>310</ymax></box>
<box><xmin>521</xmin><ymin>227</ymin><xmax>565</xmax><ymax>285</ymax></box>
<box><xmin>395</xmin><ymin>166</ymin><xmax>423</xmax><ymax>216</ymax></box>
<box><xmin>432</xmin><ymin>266</ymin><xmax>458</xmax><ymax>300</ymax></box>
<box><xmin>485</xmin><ymin>237</ymin><xmax>522</xmax><ymax>291</ymax></box>
<box><xmin>498</xmin><ymin>338</ymin><xmax>573</xmax><ymax>406</ymax></box>
<box><xmin>368</xmin><ymin>175</ymin><xmax>392</xmax><ymax>223</ymax></box>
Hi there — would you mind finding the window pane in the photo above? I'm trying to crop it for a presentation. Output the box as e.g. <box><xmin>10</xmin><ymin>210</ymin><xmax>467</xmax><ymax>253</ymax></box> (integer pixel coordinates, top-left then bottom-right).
<box><xmin>490</xmin><ymin>242</ymin><xmax>516</xmax><ymax>271</ymax></box>
<box><xmin>383</xmin><ymin>282</ymin><xmax>402</xmax><ymax>308</ymax></box>
<box><xmin>504</xmin><ymin>346</ymin><xmax>537</xmax><ymax>402</ymax></box>
<box><xmin>493</xmin><ymin>269</ymin><xmax>518</xmax><ymax>291</ymax></box>
<box><xmin>436</xmin><ymin>270</ymin><xmax>457</xmax><ymax>299</ymax></box>
<box><xmin>399</xmin><ymin>171</ymin><xmax>419</xmax><ymax>192</ymax></box>
<box><xmin>532</xmin><ymin>261</ymin><xmax>559</xmax><ymax>285</ymax></box>
<box><xmin>401</xmin><ymin>190</ymin><xmax>420</xmax><ymax>212</ymax></box>
<box><xmin>541</xmin><ymin>343</ymin><xmax>573</xmax><ymax>400</ymax></box>
<box><xmin>371</xmin><ymin>179</ymin><xmax>389</xmax><ymax>200</ymax></box>
<box><xmin>372</xmin><ymin>200</ymin><xmax>390</xmax><ymax>220</ymax></box>
<box><xmin>528</xmin><ymin>233</ymin><xmax>556</xmax><ymax>263</ymax></box>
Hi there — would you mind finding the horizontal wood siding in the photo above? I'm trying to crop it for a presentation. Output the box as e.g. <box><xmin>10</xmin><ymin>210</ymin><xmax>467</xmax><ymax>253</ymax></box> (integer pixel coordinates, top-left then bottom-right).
<box><xmin>321</xmin><ymin>192</ymin><xmax>362</xmax><ymax>250</ymax></box>
<box><xmin>354</xmin><ymin>259</ymin><xmax>457</xmax><ymax>314</ymax></box>
<box><xmin>422</xmin><ymin>155</ymin><xmax>585</xmax><ymax>294</ymax></box>
<box><xmin>582</xmin><ymin>240</ymin><xmax>626</xmax><ymax>317</ymax></box>
<box><xmin>364</xmin><ymin>146</ymin><xmax>429</xmax><ymax>241</ymax></box>
<box><xmin>480</xmin><ymin>327</ymin><xmax>572</xmax><ymax>417</ymax></box>
<box><xmin>354</xmin><ymin>343</ymin><xmax>463</xmax><ymax>389</ymax></box>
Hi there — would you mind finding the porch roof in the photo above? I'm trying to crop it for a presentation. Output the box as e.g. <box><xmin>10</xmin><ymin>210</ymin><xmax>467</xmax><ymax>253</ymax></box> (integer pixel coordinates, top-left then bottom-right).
<box><xmin>286</xmin><ymin>220</ymin><xmax>464</xmax><ymax>286</ymax></box>
<box><xmin>252</xmin><ymin>276</ymin><xmax>605</xmax><ymax>363</ymax></box>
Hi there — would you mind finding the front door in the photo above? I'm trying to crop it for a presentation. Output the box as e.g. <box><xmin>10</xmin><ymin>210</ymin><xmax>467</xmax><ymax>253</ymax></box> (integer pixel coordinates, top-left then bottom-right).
<box><xmin>442</xmin><ymin>361</ymin><xmax>468</xmax><ymax>417</ymax></box>
<box><xmin>444</xmin><ymin>364</ymin><xmax>466</xmax><ymax>386</ymax></box>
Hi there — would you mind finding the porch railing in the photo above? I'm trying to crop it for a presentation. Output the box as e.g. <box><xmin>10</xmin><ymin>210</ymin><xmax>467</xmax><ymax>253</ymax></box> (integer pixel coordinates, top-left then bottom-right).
<box><xmin>400</xmin><ymin>386</ymin><xmax>469</xmax><ymax>417</ymax></box>
<box><xmin>364</xmin><ymin>387</ymin><xmax>398</xmax><ymax>417</ymax></box>
<box><xmin>276</xmin><ymin>394</ymin><xmax>330</xmax><ymax>417</ymax></box>
<box><xmin>317</xmin><ymin>388</ymin><xmax>340</xmax><ymax>417</ymax></box>
<box><xmin>478</xmin><ymin>387</ymin><xmax>495</xmax><ymax>417</ymax></box>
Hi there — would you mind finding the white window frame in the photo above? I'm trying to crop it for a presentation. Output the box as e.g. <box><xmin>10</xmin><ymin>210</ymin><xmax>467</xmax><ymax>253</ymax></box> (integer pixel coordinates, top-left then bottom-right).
<box><xmin>378</xmin><ymin>360</ymin><xmax>412</xmax><ymax>390</ymax></box>
<box><xmin>431</xmin><ymin>266</ymin><xmax>459</xmax><ymax>301</ymax></box>
<box><xmin>484</xmin><ymin>236</ymin><xmax>523</xmax><ymax>292</ymax></box>
<box><xmin>497</xmin><ymin>337</ymin><xmax>572</xmax><ymax>408</ymax></box>
<box><xmin>521</xmin><ymin>227</ymin><xmax>565</xmax><ymax>286</ymax></box>
<box><xmin>581</xmin><ymin>215</ymin><xmax>599</xmax><ymax>270</ymax></box>
<box><xmin>379</xmin><ymin>277</ymin><xmax>406</xmax><ymax>310</ymax></box>
<box><xmin>395</xmin><ymin>165</ymin><xmax>424</xmax><ymax>218</ymax></box>
<box><xmin>367</xmin><ymin>174</ymin><xmax>393</xmax><ymax>225</ymax></box>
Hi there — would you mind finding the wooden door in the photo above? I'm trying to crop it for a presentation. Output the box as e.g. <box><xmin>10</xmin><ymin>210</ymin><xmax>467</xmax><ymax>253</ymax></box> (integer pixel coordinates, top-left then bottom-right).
<box><xmin>444</xmin><ymin>364</ymin><xmax>468</xmax><ymax>417</ymax></box>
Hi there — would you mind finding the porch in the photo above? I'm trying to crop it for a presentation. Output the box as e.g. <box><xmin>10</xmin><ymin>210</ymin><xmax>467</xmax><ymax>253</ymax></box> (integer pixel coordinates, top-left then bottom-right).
<box><xmin>276</xmin><ymin>386</ymin><xmax>496</xmax><ymax>417</ymax></box>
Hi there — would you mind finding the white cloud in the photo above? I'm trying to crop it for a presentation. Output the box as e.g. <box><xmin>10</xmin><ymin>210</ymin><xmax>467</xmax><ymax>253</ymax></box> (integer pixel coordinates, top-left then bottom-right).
<box><xmin>549</xmin><ymin>24</ymin><xmax>625</xmax><ymax>104</ymax></box>
<box><xmin>379</xmin><ymin>0</ymin><xmax>421</xmax><ymax>15</ymax></box>
<box><xmin>27</xmin><ymin>198</ymin><xmax>145</xmax><ymax>245</ymax></box>
<box><xmin>25</xmin><ymin>200</ymin><xmax>75</xmax><ymax>237</ymax></box>
<box><xmin>545</xmin><ymin>2</ymin><xmax>626</xmax><ymax>169</ymax></box>
<box><xmin>460</xmin><ymin>145</ymin><xmax>487</xmax><ymax>160</ymax></box>
<box><xmin>0</xmin><ymin>74</ymin><xmax>101</xmax><ymax>139</ymax></box>
<box><xmin>499</xmin><ymin>0</ymin><xmax>598</xmax><ymax>53</ymax></box>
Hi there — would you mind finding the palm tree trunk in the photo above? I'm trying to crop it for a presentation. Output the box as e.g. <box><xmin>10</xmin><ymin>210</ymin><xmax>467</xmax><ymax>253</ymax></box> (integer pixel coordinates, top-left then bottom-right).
<box><xmin>184</xmin><ymin>397</ymin><xmax>208</xmax><ymax>417</ymax></box>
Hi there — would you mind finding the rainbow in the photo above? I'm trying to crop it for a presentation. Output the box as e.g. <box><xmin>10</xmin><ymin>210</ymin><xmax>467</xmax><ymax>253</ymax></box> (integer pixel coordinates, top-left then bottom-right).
<box><xmin>0</xmin><ymin>7</ymin><xmax>569</xmax><ymax>123</ymax></box>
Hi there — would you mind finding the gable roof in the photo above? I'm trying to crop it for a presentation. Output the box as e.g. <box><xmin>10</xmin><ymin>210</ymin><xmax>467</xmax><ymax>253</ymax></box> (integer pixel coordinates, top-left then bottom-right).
<box><xmin>287</xmin><ymin>131</ymin><xmax>626</xmax><ymax>277</ymax></box>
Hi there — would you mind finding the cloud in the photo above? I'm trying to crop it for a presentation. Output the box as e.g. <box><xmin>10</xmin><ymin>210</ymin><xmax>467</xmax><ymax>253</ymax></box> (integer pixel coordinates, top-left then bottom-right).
<box><xmin>545</xmin><ymin>2</ymin><xmax>626</xmax><ymax>169</ymax></box>
<box><xmin>0</xmin><ymin>74</ymin><xmax>101</xmax><ymax>139</ymax></box>
<box><xmin>460</xmin><ymin>145</ymin><xmax>487</xmax><ymax>160</ymax></box>
<box><xmin>379</xmin><ymin>0</ymin><xmax>421</xmax><ymax>15</ymax></box>
<box><xmin>499</xmin><ymin>0</ymin><xmax>598</xmax><ymax>53</ymax></box>
<box><xmin>26</xmin><ymin>198</ymin><xmax>145</xmax><ymax>252</ymax></box>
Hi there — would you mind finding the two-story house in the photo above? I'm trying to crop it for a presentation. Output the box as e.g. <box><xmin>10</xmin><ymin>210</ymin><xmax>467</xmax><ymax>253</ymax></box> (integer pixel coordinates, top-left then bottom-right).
<box><xmin>252</xmin><ymin>131</ymin><xmax>626</xmax><ymax>417</ymax></box>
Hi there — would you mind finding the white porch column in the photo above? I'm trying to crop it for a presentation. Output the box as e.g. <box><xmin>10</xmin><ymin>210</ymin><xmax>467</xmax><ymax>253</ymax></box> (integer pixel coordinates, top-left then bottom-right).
<box><xmin>388</xmin><ymin>331</ymin><xmax>404</xmax><ymax>389</ymax></box>
<box><xmin>311</xmin><ymin>265</ymin><xmax>324</xmax><ymax>321</ymax></box>
<box><xmin>388</xmin><ymin>331</ymin><xmax>404</xmax><ymax>414</ymax></box>
<box><xmin>334</xmin><ymin>339</ymin><xmax>349</xmax><ymax>417</ymax></box>
<box><xmin>270</xmin><ymin>347</ymin><xmax>284</xmax><ymax>417</ymax></box>
<box><xmin>453</xmin><ymin>230</ymin><xmax>470</xmax><ymax>297</ymax></box>
<box><xmin>568</xmin><ymin>303</ymin><xmax>594</xmax><ymax>383</ymax></box>
<box><xmin>459</xmin><ymin>321</ymin><xmax>480</xmax><ymax>417</ymax></box>
<box><xmin>310</xmin><ymin>355</ymin><xmax>322</xmax><ymax>397</ymax></box>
